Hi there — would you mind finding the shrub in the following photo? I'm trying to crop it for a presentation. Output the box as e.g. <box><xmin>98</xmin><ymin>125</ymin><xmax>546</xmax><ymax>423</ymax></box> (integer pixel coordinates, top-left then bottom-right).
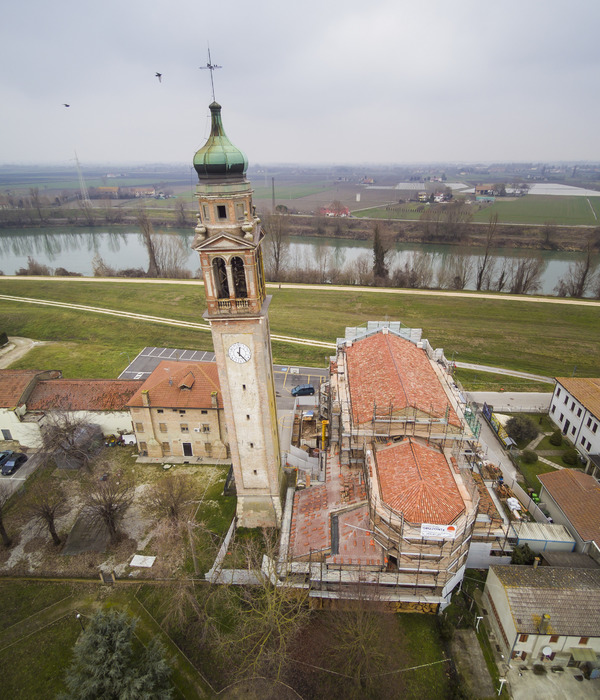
<box><xmin>511</xmin><ymin>543</ymin><xmax>536</xmax><ymax>565</ymax></box>
<box><xmin>522</xmin><ymin>449</ymin><xmax>538</xmax><ymax>464</ymax></box>
<box><xmin>506</xmin><ymin>416</ymin><xmax>538</xmax><ymax>443</ymax></box>
<box><xmin>562</xmin><ymin>448</ymin><xmax>578</xmax><ymax>466</ymax></box>
<box><xmin>549</xmin><ymin>429</ymin><xmax>563</xmax><ymax>447</ymax></box>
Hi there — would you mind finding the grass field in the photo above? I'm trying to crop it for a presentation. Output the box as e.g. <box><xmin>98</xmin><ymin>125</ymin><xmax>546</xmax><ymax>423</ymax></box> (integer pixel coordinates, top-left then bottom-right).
<box><xmin>352</xmin><ymin>195</ymin><xmax>600</xmax><ymax>226</ymax></box>
<box><xmin>1</xmin><ymin>278</ymin><xmax>599</xmax><ymax>381</ymax></box>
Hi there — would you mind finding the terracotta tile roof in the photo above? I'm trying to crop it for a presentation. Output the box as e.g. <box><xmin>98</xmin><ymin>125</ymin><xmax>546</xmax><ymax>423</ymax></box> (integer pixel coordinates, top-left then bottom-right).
<box><xmin>345</xmin><ymin>332</ymin><xmax>460</xmax><ymax>427</ymax></box>
<box><xmin>27</xmin><ymin>379</ymin><xmax>143</xmax><ymax>412</ymax></box>
<box><xmin>538</xmin><ymin>469</ymin><xmax>600</xmax><ymax>546</ymax></box>
<box><xmin>127</xmin><ymin>361</ymin><xmax>222</xmax><ymax>409</ymax></box>
<box><xmin>555</xmin><ymin>377</ymin><xmax>600</xmax><ymax>419</ymax></box>
<box><xmin>375</xmin><ymin>439</ymin><xmax>465</xmax><ymax>525</ymax></box>
<box><xmin>491</xmin><ymin>565</ymin><xmax>600</xmax><ymax>636</ymax></box>
<box><xmin>0</xmin><ymin>369</ymin><xmax>53</xmax><ymax>408</ymax></box>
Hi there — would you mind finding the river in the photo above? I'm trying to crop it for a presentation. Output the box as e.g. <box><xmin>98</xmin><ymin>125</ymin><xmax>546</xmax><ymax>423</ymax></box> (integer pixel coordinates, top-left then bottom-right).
<box><xmin>0</xmin><ymin>226</ymin><xmax>590</xmax><ymax>296</ymax></box>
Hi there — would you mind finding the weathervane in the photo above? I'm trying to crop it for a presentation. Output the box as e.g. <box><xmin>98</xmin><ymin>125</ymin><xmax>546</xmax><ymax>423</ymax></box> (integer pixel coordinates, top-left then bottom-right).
<box><xmin>200</xmin><ymin>46</ymin><xmax>221</xmax><ymax>102</ymax></box>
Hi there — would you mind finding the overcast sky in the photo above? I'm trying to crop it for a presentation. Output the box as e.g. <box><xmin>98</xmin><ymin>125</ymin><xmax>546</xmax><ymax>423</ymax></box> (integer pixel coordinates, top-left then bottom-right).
<box><xmin>2</xmin><ymin>0</ymin><xmax>599</xmax><ymax>166</ymax></box>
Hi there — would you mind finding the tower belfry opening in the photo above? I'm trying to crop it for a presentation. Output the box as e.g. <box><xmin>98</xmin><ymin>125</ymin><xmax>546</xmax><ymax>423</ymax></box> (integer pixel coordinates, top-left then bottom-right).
<box><xmin>191</xmin><ymin>101</ymin><xmax>283</xmax><ymax>528</ymax></box>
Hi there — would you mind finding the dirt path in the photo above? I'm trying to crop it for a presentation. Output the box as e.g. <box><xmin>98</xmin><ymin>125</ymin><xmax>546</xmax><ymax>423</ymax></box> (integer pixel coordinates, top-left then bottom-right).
<box><xmin>0</xmin><ymin>336</ymin><xmax>52</xmax><ymax>369</ymax></box>
<box><xmin>1</xmin><ymin>275</ymin><xmax>600</xmax><ymax>307</ymax></box>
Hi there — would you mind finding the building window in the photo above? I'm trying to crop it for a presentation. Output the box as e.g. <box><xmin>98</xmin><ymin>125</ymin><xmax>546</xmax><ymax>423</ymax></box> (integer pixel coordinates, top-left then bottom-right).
<box><xmin>519</xmin><ymin>634</ymin><xmax>529</xmax><ymax>642</ymax></box>
<box><xmin>202</xmin><ymin>424</ymin><xmax>210</xmax><ymax>433</ymax></box>
<box><xmin>587</xmin><ymin>441</ymin><xmax>592</xmax><ymax>451</ymax></box>
<box><xmin>135</xmin><ymin>422</ymin><xmax>144</xmax><ymax>432</ymax></box>
<box><xmin>559</xmin><ymin>414</ymin><xmax>564</xmax><ymax>422</ymax></box>
<box><xmin>587</xmin><ymin>417</ymin><xmax>592</xmax><ymax>428</ymax></box>
<box><xmin>203</xmin><ymin>204</ymin><xmax>210</xmax><ymax>221</ymax></box>
<box><xmin>571</xmin><ymin>426</ymin><xmax>576</xmax><ymax>435</ymax></box>
<box><xmin>179</xmin><ymin>410</ymin><xmax>186</xmax><ymax>415</ymax></box>
<box><xmin>551</xmin><ymin>405</ymin><xmax>556</xmax><ymax>414</ymax></box>
<box><xmin>550</xmin><ymin>635</ymin><xmax>559</xmax><ymax>643</ymax></box>
<box><xmin>593</xmin><ymin>423</ymin><xmax>598</xmax><ymax>434</ymax></box>
<box><xmin>242</xmin><ymin>384</ymin><xmax>246</xmax><ymax>390</ymax></box>
<box><xmin>250</xmin><ymin>442</ymin><xmax>254</xmax><ymax>448</ymax></box>
<box><xmin>579</xmin><ymin>637</ymin><xmax>589</xmax><ymax>645</ymax></box>
<box><xmin>217</xmin><ymin>204</ymin><xmax>227</xmax><ymax>220</ymax></box>
<box><xmin>159</xmin><ymin>423</ymin><xmax>167</xmax><ymax>433</ymax></box>
<box><xmin>556</xmin><ymin>388</ymin><xmax>561</xmax><ymax>397</ymax></box>
<box><xmin>231</xmin><ymin>256</ymin><xmax>247</xmax><ymax>298</ymax></box>
<box><xmin>157</xmin><ymin>409</ymin><xmax>164</xmax><ymax>414</ymax></box>
<box><xmin>571</xmin><ymin>401</ymin><xmax>575</xmax><ymax>411</ymax></box>
<box><xmin>581</xmin><ymin>436</ymin><xmax>586</xmax><ymax>445</ymax></box>
<box><xmin>246</xmin><ymin>415</ymin><xmax>250</xmax><ymax>420</ymax></box>
<box><xmin>577</xmin><ymin>408</ymin><xmax>582</xmax><ymax>417</ymax></box>
<box><xmin>213</xmin><ymin>257</ymin><xmax>229</xmax><ymax>299</ymax></box>
<box><xmin>201</xmin><ymin>410</ymin><xmax>208</xmax><ymax>414</ymax></box>
<box><xmin>563</xmin><ymin>396</ymin><xmax>568</xmax><ymax>405</ymax></box>
<box><xmin>162</xmin><ymin>442</ymin><xmax>170</xmax><ymax>455</ymax></box>
<box><xmin>180</xmin><ymin>424</ymin><xmax>189</xmax><ymax>433</ymax></box>
<box><xmin>235</xmin><ymin>202</ymin><xmax>245</xmax><ymax>221</ymax></box>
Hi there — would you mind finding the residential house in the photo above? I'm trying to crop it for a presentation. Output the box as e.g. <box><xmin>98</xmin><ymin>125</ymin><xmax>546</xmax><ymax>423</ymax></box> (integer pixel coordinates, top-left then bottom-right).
<box><xmin>548</xmin><ymin>378</ymin><xmax>600</xmax><ymax>477</ymax></box>
<box><xmin>484</xmin><ymin>565</ymin><xmax>600</xmax><ymax>670</ymax></box>
<box><xmin>127</xmin><ymin>361</ymin><xmax>228</xmax><ymax>460</ymax></box>
<box><xmin>538</xmin><ymin>469</ymin><xmax>600</xmax><ymax>555</ymax></box>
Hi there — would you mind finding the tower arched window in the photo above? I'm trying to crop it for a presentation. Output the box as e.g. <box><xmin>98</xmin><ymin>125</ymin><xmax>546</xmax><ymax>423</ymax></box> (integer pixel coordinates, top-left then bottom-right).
<box><xmin>213</xmin><ymin>257</ymin><xmax>229</xmax><ymax>298</ymax></box>
<box><xmin>231</xmin><ymin>256</ymin><xmax>247</xmax><ymax>298</ymax></box>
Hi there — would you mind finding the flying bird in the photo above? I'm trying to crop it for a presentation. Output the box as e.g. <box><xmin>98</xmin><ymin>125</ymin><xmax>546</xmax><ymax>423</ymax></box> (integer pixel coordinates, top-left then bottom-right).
<box><xmin>155</xmin><ymin>72</ymin><xmax>162</xmax><ymax>83</ymax></box>
<box><xmin>63</xmin><ymin>103</ymin><xmax>70</xmax><ymax>107</ymax></box>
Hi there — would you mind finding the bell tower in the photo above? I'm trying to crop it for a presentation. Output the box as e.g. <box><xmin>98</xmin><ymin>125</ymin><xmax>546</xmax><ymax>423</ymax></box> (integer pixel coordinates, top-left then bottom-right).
<box><xmin>192</xmin><ymin>102</ymin><xmax>283</xmax><ymax>527</ymax></box>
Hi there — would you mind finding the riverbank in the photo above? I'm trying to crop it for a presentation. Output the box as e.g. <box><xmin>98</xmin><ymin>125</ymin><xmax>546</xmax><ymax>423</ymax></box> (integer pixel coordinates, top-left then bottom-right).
<box><xmin>1</xmin><ymin>209</ymin><xmax>598</xmax><ymax>253</ymax></box>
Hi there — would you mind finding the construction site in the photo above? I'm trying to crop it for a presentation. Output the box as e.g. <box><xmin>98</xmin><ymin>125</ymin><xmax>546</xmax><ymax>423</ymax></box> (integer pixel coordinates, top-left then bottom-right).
<box><xmin>278</xmin><ymin>322</ymin><xmax>518</xmax><ymax>611</ymax></box>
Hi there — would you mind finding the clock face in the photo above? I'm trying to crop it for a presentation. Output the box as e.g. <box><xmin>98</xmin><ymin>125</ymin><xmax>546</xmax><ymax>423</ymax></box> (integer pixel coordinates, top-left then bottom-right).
<box><xmin>228</xmin><ymin>342</ymin><xmax>251</xmax><ymax>364</ymax></box>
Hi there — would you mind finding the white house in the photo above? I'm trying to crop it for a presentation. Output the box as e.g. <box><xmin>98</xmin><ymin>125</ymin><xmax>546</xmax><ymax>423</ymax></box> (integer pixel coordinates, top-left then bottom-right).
<box><xmin>484</xmin><ymin>565</ymin><xmax>600</xmax><ymax>670</ymax></box>
<box><xmin>549</xmin><ymin>378</ymin><xmax>600</xmax><ymax>476</ymax></box>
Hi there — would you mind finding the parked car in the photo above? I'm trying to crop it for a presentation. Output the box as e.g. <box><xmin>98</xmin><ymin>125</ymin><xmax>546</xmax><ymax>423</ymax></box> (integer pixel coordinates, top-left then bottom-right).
<box><xmin>0</xmin><ymin>450</ymin><xmax>13</xmax><ymax>467</ymax></box>
<box><xmin>291</xmin><ymin>384</ymin><xmax>315</xmax><ymax>397</ymax></box>
<box><xmin>1</xmin><ymin>453</ymin><xmax>27</xmax><ymax>476</ymax></box>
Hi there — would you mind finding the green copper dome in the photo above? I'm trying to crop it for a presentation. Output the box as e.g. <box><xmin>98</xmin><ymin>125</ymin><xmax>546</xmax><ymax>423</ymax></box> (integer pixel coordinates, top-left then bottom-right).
<box><xmin>193</xmin><ymin>102</ymin><xmax>248</xmax><ymax>180</ymax></box>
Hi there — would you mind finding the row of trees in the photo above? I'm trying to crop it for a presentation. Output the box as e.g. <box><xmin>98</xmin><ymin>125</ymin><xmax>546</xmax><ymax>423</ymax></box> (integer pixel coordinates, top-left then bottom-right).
<box><xmin>262</xmin><ymin>212</ymin><xmax>600</xmax><ymax>297</ymax></box>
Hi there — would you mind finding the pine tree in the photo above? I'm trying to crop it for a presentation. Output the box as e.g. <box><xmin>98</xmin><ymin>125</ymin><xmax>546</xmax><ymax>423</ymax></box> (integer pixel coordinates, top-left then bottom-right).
<box><xmin>60</xmin><ymin>610</ymin><xmax>173</xmax><ymax>700</ymax></box>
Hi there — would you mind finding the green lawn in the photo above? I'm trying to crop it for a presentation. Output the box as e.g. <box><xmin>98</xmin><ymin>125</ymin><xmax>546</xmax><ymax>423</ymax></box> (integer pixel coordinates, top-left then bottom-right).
<box><xmin>454</xmin><ymin>368</ymin><xmax>552</xmax><ymax>393</ymax></box>
<box><xmin>470</xmin><ymin>195</ymin><xmax>600</xmax><ymax>225</ymax></box>
<box><xmin>1</xmin><ymin>278</ymin><xmax>600</xmax><ymax>379</ymax></box>
<box><xmin>514</xmin><ymin>456</ymin><xmax>557</xmax><ymax>493</ymax></box>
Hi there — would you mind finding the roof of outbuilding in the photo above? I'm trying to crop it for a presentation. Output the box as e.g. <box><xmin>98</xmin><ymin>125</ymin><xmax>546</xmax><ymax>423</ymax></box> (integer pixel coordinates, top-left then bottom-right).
<box><xmin>0</xmin><ymin>369</ymin><xmax>58</xmax><ymax>408</ymax></box>
<box><xmin>375</xmin><ymin>439</ymin><xmax>465</xmax><ymax>524</ymax></box>
<box><xmin>538</xmin><ymin>469</ymin><xmax>600</xmax><ymax>547</ymax></box>
<box><xmin>28</xmin><ymin>379</ymin><xmax>143</xmax><ymax>412</ymax></box>
<box><xmin>490</xmin><ymin>565</ymin><xmax>600</xmax><ymax>636</ymax></box>
<box><xmin>344</xmin><ymin>332</ymin><xmax>460</xmax><ymax>427</ymax></box>
<box><xmin>555</xmin><ymin>377</ymin><xmax>600</xmax><ymax>419</ymax></box>
<box><xmin>127</xmin><ymin>361</ymin><xmax>222</xmax><ymax>409</ymax></box>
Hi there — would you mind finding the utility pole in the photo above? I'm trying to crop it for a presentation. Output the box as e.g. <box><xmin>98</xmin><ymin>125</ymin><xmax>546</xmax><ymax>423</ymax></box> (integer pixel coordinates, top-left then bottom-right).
<box><xmin>271</xmin><ymin>177</ymin><xmax>275</xmax><ymax>212</ymax></box>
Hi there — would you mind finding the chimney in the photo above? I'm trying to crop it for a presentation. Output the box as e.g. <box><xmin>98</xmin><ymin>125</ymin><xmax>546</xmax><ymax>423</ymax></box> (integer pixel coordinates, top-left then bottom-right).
<box><xmin>539</xmin><ymin>614</ymin><xmax>551</xmax><ymax>635</ymax></box>
<box><xmin>533</xmin><ymin>557</ymin><xmax>540</xmax><ymax>568</ymax></box>
<box><xmin>211</xmin><ymin>391</ymin><xmax>218</xmax><ymax>408</ymax></box>
<box><xmin>141</xmin><ymin>389</ymin><xmax>150</xmax><ymax>407</ymax></box>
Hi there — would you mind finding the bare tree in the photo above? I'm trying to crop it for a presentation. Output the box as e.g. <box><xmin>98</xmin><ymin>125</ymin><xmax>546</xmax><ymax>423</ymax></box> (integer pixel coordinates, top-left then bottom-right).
<box><xmin>174</xmin><ymin>200</ymin><xmax>189</xmax><ymax>228</ymax></box>
<box><xmin>263</xmin><ymin>212</ymin><xmax>290</xmax><ymax>281</ymax></box>
<box><xmin>143</xmin><ymin>473</ymin><xmax>196</xmax><ymax>523</ymax></box>
<box><xmin>152</xmin><ymin>234</ymin><xmax>191</xmax><ymax>279</ymax></box>
<box><xmin>82</xmin><ymin>478</ymin><xmax>134</xmax><ymax>544</ymax></box>
<box><xmin>475</xmin><ymin>213</ymin><xmax>498</xmax><ymax>291</ymax></box>
<box><xmin>41</xmin><ymin>412</ymin><xmax>102</xmax><ymax>470</ymax></box>
<box><xmin>509</xmin><ymin>255</ymin><xmax>546</xmax><ymax>294</ymax></box>
<box><xmin>214</xmin><ymin>531</ymin><xmax>310</xmax><ymax>682</ymax></box>
<box><xmin>0</xmin><ymin>483</ymin><xmax>13</xmax><ymax>548</ymax></box>
<box><xmin>373</xmin><ymin>224</ymin><xmax>394</xmax><ymax>285</ymax></box>
<box><xmin>392</xmin><ymin>251</ymin><xmax>435</xmax><ymax>289</ymax></box>
<box><xmin>555</xmin><ymin>240</ymin><xmax>598</xmax><ymax>297</ymax></box>
<box><xmin>437</xmin><ymin>250</ymin><xmax>473</xmax><ymax>290</ymax></box>
<box><xmin>137</xmin><ymin>208</ymin><xmax>160</xmax><ymax>277</ymax></box>
<box><xmin>25</xmin><ymin>480</ymin><xmax>68</xmax><ymax>546</ymax></box>
<box><xmin>323</xmin><ymin>580</ymin><xmax>387</xmax><ymax>695</ymax></box>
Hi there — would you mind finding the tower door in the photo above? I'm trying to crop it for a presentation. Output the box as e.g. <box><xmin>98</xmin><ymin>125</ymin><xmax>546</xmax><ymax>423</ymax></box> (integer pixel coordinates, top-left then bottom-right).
<box><xmin>182</xmin><ymin>442</ymin><xmax>193</xmax><ymax>457</ymax></box>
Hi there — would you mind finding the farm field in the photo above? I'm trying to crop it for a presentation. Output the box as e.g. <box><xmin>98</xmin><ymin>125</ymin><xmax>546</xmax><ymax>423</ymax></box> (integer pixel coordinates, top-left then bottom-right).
<box><xmin>1</xmin><ymin>278</ymin><xmax>599</xmax><ymax>381</ymax></box>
